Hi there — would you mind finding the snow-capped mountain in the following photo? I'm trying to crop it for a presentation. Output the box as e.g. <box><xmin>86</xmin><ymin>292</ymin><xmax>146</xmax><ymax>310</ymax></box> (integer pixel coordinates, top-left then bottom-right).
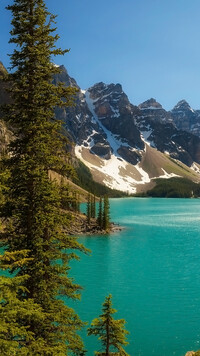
<box><xmin>1</xmin><ymin>61</ymin><xmax>200</xmax><ymax>193</ymax></box>
<box><xmin>49</xmin><ymin>66</ymin><xmax>200</xmax><ymax>193</ymax></box>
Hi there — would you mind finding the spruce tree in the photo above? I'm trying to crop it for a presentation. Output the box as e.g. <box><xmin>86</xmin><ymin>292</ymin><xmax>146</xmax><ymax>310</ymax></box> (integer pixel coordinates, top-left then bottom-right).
<box><xmin>97</xmin><ymin>196</ymin><xmax>103</xmax><ymax>229</ymax></box>
<box><xmin>91</xmin><ymin>194</ymin><xmax>96</xmax><ymax>219</ymax></box>
<box><xmin>0</xmin><ymin>250</ymin><xmax>44</xmax><ymax>354</ymax></box>
<box><xmin>103</xmin><ymin>195</ymin><xmax>110</xmax><ymax>231</ymax></box>
<box><xmin>0</xmin><ymin>0</ymin><xmax>87</xmax><ymax>354</ymax></box>
<box><xmin>88</xmin><ymin>294</ymin><xmax>130</xmax><ymax>356</ymax></box>
<box><xmin>76</xmin><ymin>193</ymin><xmax>80</xmax><ymax>213</ymax></box>
<box><xmin>86</xmin><ymin>193</ymin><xmax>91</xmax><ymax>224</ymax></box>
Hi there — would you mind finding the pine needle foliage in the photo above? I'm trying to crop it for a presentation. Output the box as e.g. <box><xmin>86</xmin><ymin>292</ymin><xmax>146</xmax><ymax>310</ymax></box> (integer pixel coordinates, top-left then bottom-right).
<box><xmin>91</xmin><ymin>195</ymin><xmax>96</xmax><ymax>219</ymax></box>
<box><xmin>0</xmin><ymin>250</ymin><xmax>44</xmax><ymax>355</ymax></box>
<box><xmin>88</xmin><ymin>295</ymin><xmax>130</xmax><ymax>356</ymax></box>
<box><xmin>86</xmin><ymin>193</ymin><xmax>91</xmax><ymax>224</ymax></box>
<box><xmin>102</xmin><ymin>196</ymin><xmax>110</xmax><ymax>232</ymax></box>
<box><xmin>0</xmin><ymin>0</ymin><xmax>87</xmax><ymax>354</ymax></box>
<box><xmin>97</xmin><ymin>196</ymin><xmax>103</xmax><ymax>229</ymax></box>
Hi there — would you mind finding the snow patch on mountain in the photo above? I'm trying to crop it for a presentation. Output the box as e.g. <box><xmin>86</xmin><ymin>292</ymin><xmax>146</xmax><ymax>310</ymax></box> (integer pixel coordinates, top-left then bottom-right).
<box><xmin>110</xmin><ymin>105</ymin><xmax>120</xmax><ymax>118</ymax></box>
<box><xmin>140</xmin><ymin>106</ymin><xmax>162</xmax><ymax>110</ymax></box>
<box><xmin>75</xmin><ymin>144</ymin><xmax>151</xmax><ymax>193</ymax></box>
<box><xmin>158</xmin><ymin>169</ymin><xmax>180</xmax><ymax>179</ymax></box>
<box><xmin>140</xmin><ymin>129</ymin><xmax>153</xmax><ymax>147</ymax></box>
<box><xmin>85</xmin><ymin>90</ymin><xmax>129</xmax><ymax>152</ymax></box>
<box><xmin>190</xmin><ymin>163</ymin><xmax>200</xmax><ymax>174</ymax></box>
<box><xmin>73</xmin><ymin>90</ymin><xmax>151</xmax><ymax>193</ymax></box>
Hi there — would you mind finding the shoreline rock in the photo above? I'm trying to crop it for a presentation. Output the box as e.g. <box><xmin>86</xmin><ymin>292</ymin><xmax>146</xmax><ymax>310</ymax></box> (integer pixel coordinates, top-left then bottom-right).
<box><xmin>65</xmin><ymin>212</ymin><xmax>124</xmax><ymax>236</ymax></box>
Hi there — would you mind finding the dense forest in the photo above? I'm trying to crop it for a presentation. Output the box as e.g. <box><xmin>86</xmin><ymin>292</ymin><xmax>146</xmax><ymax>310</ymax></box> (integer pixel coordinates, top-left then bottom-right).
<box><xmin>136</xmin><ymin>177</ymin><xmax>200</xmax><ymax>198</ymax></box>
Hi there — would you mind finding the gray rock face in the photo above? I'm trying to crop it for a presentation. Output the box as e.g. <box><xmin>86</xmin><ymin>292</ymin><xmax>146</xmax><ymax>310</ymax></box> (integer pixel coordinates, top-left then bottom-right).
<box><xmin>117</xmin><ymin>146</ymin><xmax>141</xmax><ymax>165</ymax></box>
<box><xmin>138</xmin><ymin>98</ymin><xmax>174</xmax><ymax>124</ymax></box>
<box><xmin>171</xmin><ymin>100</ymin><xmax>200</xmax><ymax>136</ymax></box>
<box><xmin>135</xmin><ymin>112</ymin><xmax>200</xmax><ymax>166</ymax></box>
<box><xmin>52</xmin><ymin>66</ymin><xmax>200</xmax><ymax>168</ymax></box>
<box><xmin>91</xmin><ymin>143</ymin><xmax>111</xmax><ymax>159</ymax></box>
<box><xmin>139</xmin><ymin>98</ymin><xmax>162</xmax><ymax>109</ymax></box>
<box><xmin>53</xmin><ymin>67</ymin><xmax>97</xmax><ymax>144</ymax></box>
<box><xmin>54</xmin><ymin>69</ymin><xmax>145</xmax><ymax>163</ymax></box>
<box><xmin>87</xmin><ymin>82</ymin><xmax>144</xmax><ymax>150</ymax></box>
<box><xmin>2</xmin><ymin>61</ymin><xmax>200</xmax><ymax>171</ymax></box>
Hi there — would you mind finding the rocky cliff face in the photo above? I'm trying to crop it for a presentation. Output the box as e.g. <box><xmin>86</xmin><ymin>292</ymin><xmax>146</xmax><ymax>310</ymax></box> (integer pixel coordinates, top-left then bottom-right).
<box><xmin>1</xmin><ymin>61</ymin><xmax>200</xmax><ymax>193</ymax></box>
<box><xmin>171</xmin><ymin>100</ymin><xmax>200</xmax><ymax>136</ymax></box>
<box><xmin>138</xmin><ymin>98</ymin><xmax>173</xmax><ymax>124</ymax></box>
<box><xmin>135</xmin><ymin>104</ymin><xmax>200</xmax><ymax>166</ymax></box>
<box><xmin>52</xmin><ymin>67</ymin><xmax>200</xmax><ymax>169</ymax></box>
<box><xmin>50</xmin><ymin>65</ymin><xmax>200</xmax><ymax>193</ymax></box>
<box><xmin>87</xmin><ymin>82</ymin><xmax>143</xmax><ymax>149</ymax></box>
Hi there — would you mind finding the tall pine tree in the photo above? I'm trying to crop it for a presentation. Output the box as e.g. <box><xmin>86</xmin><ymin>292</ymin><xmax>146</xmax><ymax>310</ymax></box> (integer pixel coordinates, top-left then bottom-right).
<box><xmin>0</xmin><ymin>0</ymin><xmax>87</xmax><ymax>354</ymax></box>
<box><xmin>86</xmin><ymin>193</ymin><xmax>91</xmax><ymax>225</ymax></box>
<box><xmin>97</xmin><ymin>196</ymin><xmax>103</xmax><ymax>229</ymax></box>
<box><xmin>91</xmin><ymin>194</ymin><xmax>96</xmax><ymax>219</ymax></box>
<box><xmin>103</xmin><ymin>195</ymin><xmax>110</xmax><ymax>232</ymax></box>
<box><xmin>88</xmin><ymin>294</ymin><xmax>130</xmax><ymax>356</ymax></box>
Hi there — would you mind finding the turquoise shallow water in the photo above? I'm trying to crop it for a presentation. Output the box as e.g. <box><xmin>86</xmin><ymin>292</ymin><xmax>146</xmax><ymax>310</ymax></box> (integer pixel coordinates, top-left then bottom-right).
<box><xmin>69</xmin><ymin>198</ymin><xmax>200</xmax><ymax>356</ymax></box>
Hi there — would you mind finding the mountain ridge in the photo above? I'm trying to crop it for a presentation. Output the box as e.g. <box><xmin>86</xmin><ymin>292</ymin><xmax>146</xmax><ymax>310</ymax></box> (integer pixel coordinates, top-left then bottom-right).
<box><xmin>53</xmin><ymin>66</ymin><xmax>200</xmax><ymax>193</ymax></box>
<box><xmin>1</xmin><ymin>61</ymin><xmax>200</xmax><ymax>194</ymax></box>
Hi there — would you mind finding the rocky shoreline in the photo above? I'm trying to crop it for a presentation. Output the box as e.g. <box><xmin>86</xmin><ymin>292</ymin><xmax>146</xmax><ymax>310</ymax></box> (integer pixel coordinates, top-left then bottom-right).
<box><xmin>65</xmin><ymin>212</ymin><xmax>124</xmax><ymax>236</ymax></box>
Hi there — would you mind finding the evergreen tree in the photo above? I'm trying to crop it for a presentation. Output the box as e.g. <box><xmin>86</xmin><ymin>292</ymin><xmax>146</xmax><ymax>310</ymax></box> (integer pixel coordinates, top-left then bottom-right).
<box><xmin>97</xmin><ymin>196</ymin><xmax>103</xmax><ymax>229</ymax></box>
<box><xmin>76</xmin><ymin>193</ymin><xmax>80</xmax><ymax>213</ymax></box>
<box><xmin>87</xmin><ymin>193</ymin><xmax>91</xmax><ymax>224</ymax></box>
<box><xmin>91</xmin><ymin>194</ymin><xmax>96</xmax><ymax>218</ymax></box>
<box><xmin>88</xmin><ymin>294</ymin><xmax>130</xmax><ymax>356</ymax></box>
<box><xmin>103</xmin><ymin>195</ymin><xmax>110</xmax><ymax>231</ymax></box>
<box><xmin>60</xmin><ymin>180</ymin><xmax>71</xmax><ymax>211</ymax></box>
<box><xmin>0</xmin><ymin>250</ymin><xmax>44</xmax><ymax>354</ymax></box>
<box><xmin>0</xmin><ymin>0</ymin><xmax>87</xmax><ymax>354</ymax></box>
<box><xmin>72</xmin><ymin>191</ymin><xmax>77</xmax><ymax>211</ymax></box>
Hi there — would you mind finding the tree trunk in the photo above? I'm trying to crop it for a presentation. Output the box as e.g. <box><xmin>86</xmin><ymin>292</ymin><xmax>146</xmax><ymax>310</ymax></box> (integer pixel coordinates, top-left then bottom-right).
<box><xmin>106</xmin><ymin>319</ymin><xmax>109</xmax><ymax>356</ymax></box>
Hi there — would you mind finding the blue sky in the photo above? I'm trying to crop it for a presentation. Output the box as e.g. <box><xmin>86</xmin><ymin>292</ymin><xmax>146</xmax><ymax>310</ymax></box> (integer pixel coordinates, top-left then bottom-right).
<box><xmin>1</xmin><ymin>0</ymin><xmax>200</xmax><ymax>110</ymax></box>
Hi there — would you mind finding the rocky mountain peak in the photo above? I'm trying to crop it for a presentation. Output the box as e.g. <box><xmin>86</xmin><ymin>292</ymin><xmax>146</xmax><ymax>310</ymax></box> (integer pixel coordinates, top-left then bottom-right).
<box><xmin>52</xmin><ymin>64</ymin><xmax>79</xmax><ymax>89</ymax></box>
<box><xmin>2</xmin><ymin>60</ymin><xmax>200</xmax><ymax>194</ymax></box>
<box><xmin>170</xmin><ymin>99</ymin><xmax>198</xmax><ymax>133</ymax></box>
<box><xmin>88</xmin><ymin>82</ymin><xmax>123</xmax><ymax>102</ymax></box>
<box><xmin>138</xmin><ymin>98</ymin><xmax>163</xmax><ymax>110</ymax></box>
<box><xmin>172</xmin><ymin>100</ymin><xmax>193</xmax><ymax>112</ymax></box>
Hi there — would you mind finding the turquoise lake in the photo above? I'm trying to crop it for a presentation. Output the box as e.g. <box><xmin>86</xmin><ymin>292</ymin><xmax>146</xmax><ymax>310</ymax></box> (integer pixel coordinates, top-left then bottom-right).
<box><xmin>70</xmin><ymin>198</ymin><xmax>200</xmax><ymax>356</ymax></box>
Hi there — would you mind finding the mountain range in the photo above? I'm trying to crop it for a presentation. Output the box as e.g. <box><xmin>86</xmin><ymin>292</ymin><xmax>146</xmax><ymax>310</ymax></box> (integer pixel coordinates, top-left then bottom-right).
<box><xmin>1</xmin><ymin>61</ymin><xmax>200</xmax><ymax>194</ymax></box>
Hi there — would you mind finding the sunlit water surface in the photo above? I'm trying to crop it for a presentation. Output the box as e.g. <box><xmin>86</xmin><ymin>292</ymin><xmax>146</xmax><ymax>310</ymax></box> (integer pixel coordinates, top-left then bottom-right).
<box><xmin>69</xmin><ymin>198</ymin><xmax>200</xmax><ymax>356</ymax></box>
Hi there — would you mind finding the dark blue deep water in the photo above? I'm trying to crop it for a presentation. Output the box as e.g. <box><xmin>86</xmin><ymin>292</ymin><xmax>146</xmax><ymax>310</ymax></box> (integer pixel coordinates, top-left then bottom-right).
<box><xmin>69</xmin><ymin>198</ymin><xmax>200</xmax><ymax>356</ymax></box>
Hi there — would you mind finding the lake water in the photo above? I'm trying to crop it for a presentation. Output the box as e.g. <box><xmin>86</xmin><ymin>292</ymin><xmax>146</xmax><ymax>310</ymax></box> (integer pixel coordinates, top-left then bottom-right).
<box><xmin>70</xmin><ymin>198</ymin><xmax>200</xmax><ymax>356</ymax></box>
